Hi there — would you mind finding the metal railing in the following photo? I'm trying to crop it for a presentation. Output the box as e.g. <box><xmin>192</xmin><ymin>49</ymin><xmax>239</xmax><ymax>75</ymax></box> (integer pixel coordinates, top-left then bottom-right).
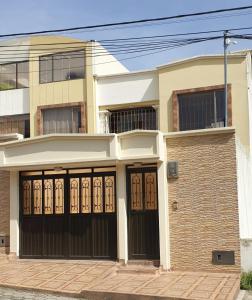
<box><xmin>0</xmin><ymin>114</ymin><xmax>30</xmax><ymax>137</ymax></box>
<box><xmin>108</xmin><ymin>107</ymin><xmax>157</xmax><ymax>133</ymax></box>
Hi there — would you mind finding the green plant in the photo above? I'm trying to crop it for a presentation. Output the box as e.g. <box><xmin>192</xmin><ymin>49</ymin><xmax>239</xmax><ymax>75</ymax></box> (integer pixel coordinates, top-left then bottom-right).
<box><xmin>241</xmin><ymin>272</ymin><xmax>252</xmax><ymax>290</ymax></box>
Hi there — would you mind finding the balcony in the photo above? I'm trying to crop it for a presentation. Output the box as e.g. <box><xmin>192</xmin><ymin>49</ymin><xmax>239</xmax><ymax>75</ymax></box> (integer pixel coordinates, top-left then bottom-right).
<box><xmin>0</xmin><ymin>114</ymin><xmax>30</xmax><ymax>138</ymax></box>
<box><xmin>99</xmin><ymin>106</ymin><xmax>158</xmax><ymax>134</ymax></box>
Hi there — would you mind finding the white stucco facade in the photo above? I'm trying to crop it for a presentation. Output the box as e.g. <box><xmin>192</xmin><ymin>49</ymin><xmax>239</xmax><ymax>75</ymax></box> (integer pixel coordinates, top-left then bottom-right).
<box><xmin>96</xmin><ymin>70</ymin><xmax>159</xmax><ymax>107</ymax></box>
<box><xmin>0</xmin><ymin>89</ymin><xmax>29</xmax><ymax>117</ymax></box>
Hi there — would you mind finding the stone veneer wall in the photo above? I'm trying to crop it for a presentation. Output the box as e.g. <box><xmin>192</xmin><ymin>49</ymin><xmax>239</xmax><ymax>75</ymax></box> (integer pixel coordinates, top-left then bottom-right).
<box><xmin>167</xmin><ymin>132</ymin><xmax>240</xmax><ymax>272</ymax></box>
<box><xmin>0</xmin><ymin>171</ymin><xmax>10</xmax><ymax>255</ymax></box>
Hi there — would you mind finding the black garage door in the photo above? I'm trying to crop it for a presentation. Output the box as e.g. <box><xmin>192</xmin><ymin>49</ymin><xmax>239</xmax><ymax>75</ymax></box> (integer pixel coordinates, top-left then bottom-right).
<box><xmin>20</xmin><ymin>167</ymin><xmax>117</xmax><ymax>259</ymax></box>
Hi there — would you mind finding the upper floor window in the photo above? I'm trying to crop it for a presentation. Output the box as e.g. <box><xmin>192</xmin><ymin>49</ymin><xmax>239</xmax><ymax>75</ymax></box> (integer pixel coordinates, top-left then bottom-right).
<box><xmin>108</xmin><ymin>107</ymin><xmax>157</xmax><ymax>134</ymax></box>
<box><xmin>0</xmin><ymin>114</ymin><xmax>30</xmax><ymax>137</ymax></box>
<box><xmin>173</xmin><ymin>87</ymin><xmax>231</xmax><ymax>131</ymax></box>
<box><xmin>39</xmin><ymin>51</ymin><xmax>85</xmax><ymax>84</ymax></box>
<box><xmin>42</xmin><ymin>105</ymin><xmax>83</xmax><ymax>135</ymax></box>
<box><xmin>0</xmin><ymin>61</ymin><xmax>29</xmax><ymax>91</ymax></box>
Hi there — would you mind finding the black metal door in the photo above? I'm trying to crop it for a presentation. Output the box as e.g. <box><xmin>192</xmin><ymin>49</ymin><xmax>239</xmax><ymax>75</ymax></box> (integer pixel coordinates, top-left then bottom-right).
<box><xmin>127</xmin><ymin>167</ymin><xmax>160</xmax><ymax>260</ymax></box>
<box><xmin>20</xmin><ymin>168</ymin><xmax>117</xmax><ymax>259</ymax></box>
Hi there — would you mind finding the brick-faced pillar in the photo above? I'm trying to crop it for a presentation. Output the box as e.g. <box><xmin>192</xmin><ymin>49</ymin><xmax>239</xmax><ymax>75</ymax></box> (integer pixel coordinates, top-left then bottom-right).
<box><xmin>10</xmin><ymin>171</ymin><xmax>19</xmax><ymax>257</ymax></box>
<box><xmin>0</xmin><ymin>171</ymin><xmax>10</xmax><ymax>255</ymax></box>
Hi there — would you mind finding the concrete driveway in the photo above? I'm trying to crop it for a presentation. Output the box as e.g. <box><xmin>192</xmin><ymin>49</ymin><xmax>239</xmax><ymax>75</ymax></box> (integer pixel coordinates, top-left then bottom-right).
<box><xmin>0</xmin><ymin>287</ymin><xmax>84</xmax><ymax>300</ymax></box>
<box><xmin>0</xmin><ymin>258</ymin><xmax>240</xmax><ymax>299</ymax></box>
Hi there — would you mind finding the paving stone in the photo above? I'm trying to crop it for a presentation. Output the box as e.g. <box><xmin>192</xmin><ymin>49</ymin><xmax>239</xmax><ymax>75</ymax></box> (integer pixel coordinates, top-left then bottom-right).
<box><xmin>0</xmin><ymin>287</ymin><xmax>85</xmax><ymax>299</ymax></box>
<box><xmin>0</xmin><ymin>259</ymin><xmax>240</xmax><ymax>299</ymax></box>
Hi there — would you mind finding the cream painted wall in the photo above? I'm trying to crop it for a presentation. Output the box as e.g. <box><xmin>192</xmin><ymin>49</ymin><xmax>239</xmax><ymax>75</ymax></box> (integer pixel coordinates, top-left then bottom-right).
<box><xmin>28</xmin><ymin>36</ymin><xmax>88</xmax><ymax>137</ymax></box>
<box><xmin>0</xmin><ymin>37</ymin><xmax>30</xmax><ymax>63</ymax></box>
<box><xmin>158</xmin><ymin>56</ymin><xmax>250</xmax><ymax>149</ymax></box>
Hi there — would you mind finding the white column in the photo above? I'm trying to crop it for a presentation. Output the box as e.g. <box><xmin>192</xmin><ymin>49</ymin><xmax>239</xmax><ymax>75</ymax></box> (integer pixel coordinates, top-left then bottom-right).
<box><xmin>10</xmin><ymin>171</ymin><xmax>19</xmax><ymax>256</ymax></box>
<box><xmin>157</xmin><ymin>160</ymin><xmax>171</xmax><ymax>270</ymax></box>
<box><xmin>116</xmin><ymin>164</ymin><xmax>128</xmax><ymax>264</ymax></box>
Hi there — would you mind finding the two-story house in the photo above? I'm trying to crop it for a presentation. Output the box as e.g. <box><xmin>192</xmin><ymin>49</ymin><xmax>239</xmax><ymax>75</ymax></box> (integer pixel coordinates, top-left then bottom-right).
<box><xmin>0</xmin><ymin>35</ymin><xmax>251</xmax><ymax>274</ymax></box>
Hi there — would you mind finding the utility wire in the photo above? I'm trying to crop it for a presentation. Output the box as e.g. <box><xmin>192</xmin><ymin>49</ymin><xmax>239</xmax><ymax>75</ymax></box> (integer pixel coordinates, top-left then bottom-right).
<box><xmin>0</xmin><ymin>36</ymin><xmax>222</xmax><ymax>62</ymax></box>
<box><xmin>0</xmin><ymin>24</ymin><xmax>252</xmax><ymax>50</ymax></box>
<box><xmin>68</xmin><ymin>10</ymin><xmax>252</xmax><ymax>34</ymax></box>
<box><xmin>0</xmin><ymin>5</ymin><xmax>252</xmax><ymax>38</ymax></box>
<box><xmin>0</xmin><ymin>36</ymin><xmax>222</xmax><ymax>74</ymax></box>
<box><xmin>0</xmin><ymin>37</ymin><xmax>221</xmax><ymax>55</ymax></box>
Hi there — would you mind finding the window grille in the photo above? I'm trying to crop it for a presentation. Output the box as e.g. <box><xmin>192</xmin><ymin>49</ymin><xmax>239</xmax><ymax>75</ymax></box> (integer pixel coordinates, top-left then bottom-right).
<box><xmin>109</xmin><ymin>107</ymin><xmax>157</xmax><ymax>133</ymax></box>
<box><xmin>178</xmin><ymin>89</ymin><xmax>225</xmax><ymax>131</ymax></box>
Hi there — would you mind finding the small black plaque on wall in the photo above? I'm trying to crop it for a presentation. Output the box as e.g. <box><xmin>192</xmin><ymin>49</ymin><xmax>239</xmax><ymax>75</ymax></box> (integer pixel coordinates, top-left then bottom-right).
<box><xmin>212</xmin><ymin>250</ymin><xmax>235</xmax><ymax>265</ymax></box>
<box><xmin>167</xmin><ymin>161</ymin><xmax>178</xmax><ymax>178</ymax></box>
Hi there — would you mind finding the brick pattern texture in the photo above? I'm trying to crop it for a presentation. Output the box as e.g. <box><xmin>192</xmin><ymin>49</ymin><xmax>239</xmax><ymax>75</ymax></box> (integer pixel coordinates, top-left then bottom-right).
<box><xmin>167</xmin><ymin>132</ymin><xmax>240</xmax><ymax>272</ymax></box>
<box><xmin>0</xmin><ymin>171</ymin><xmax>10</xmax><ymax>255</ymax></box>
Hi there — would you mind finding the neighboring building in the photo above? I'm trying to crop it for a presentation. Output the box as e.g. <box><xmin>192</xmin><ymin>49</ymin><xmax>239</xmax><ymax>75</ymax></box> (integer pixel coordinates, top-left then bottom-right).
<box><xmin>0</xmin><ymin>35</ymin><xmax>251</xmax><ymax>273</ymax></box>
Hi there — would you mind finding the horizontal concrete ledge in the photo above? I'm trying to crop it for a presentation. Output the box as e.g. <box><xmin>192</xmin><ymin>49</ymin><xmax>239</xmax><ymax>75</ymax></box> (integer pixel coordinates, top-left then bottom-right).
<box><xmin>0</xmin><ymin>133</ymin><xmax>116</xmax><ymax>148</ymax></box>
<box><xmin>117</xmin><ymin>129</ymin><xmax>159</xmax><ymax>137</ymax></box>
<box><xmin>164</xmin><ymin>127</ymin><xmax>235</xmax><ymax>139</ymax></box>
<box><xmin>0</xmin><ymin>157</ymin><xmax>118</xmax><ymax>171</ymax></box>
<box><xmin>0</xmin><ymin>133</ymin><xmax>23</xmax><ymax>142</ymax></box>
<box><xmin>0</xmin><ymin>156</ymin><xmax>161</xmax><ymax>171</ymax></box>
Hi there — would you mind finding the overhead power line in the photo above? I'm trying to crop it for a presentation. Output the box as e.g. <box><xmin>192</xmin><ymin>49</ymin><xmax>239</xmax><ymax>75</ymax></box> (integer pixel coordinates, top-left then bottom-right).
<box><xmin>0</xmin><ymin>37</ymin><xmax>221</xmax><ymax>54</ymax></box>
<box><xmin>0</xmin><ymin>5</ymin><xmax>252</xmax><ymax>38</ymax></box>
<box><xmin>0</xmin><ymin>36</ymin><xmax>222</xmax><ymax>63</ymax></box>
<box><xmin>0</xmin><ymin>36</ymin><xmax>222</xmax><ymax>72</ymax></box>
<box><xmin>0</xmin><ymin>24</ymin><xmax>252</xmax><ymax>50</ymax></box>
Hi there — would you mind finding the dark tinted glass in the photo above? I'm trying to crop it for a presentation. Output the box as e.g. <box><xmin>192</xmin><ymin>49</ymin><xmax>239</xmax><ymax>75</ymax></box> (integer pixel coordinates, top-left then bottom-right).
<box><xmin>178</xmin><ymin>90</ymin><xmax>225</xmax><ymax>131</ymax></box>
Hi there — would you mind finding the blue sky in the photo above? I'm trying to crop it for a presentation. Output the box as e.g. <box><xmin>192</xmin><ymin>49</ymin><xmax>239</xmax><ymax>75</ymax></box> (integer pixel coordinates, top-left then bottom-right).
<box><xmin>1</xmin><ymin>0</ymin><xmax>252</xmax><ymax>70</ymax></box>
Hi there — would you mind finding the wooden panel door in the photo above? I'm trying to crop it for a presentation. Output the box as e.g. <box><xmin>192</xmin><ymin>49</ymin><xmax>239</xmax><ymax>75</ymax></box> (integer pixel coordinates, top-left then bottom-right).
<box><xmin>127</xmin><ymin>167</ymin><xmax>160</xmax><ymax>260</ymax></box>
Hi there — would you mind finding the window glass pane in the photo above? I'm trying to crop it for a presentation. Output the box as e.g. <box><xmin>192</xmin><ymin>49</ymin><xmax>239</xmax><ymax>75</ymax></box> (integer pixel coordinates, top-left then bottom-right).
<box><xmin>93</xmin><ymin>177</ymin><xmax>103</xmax><ymax>213</ymax></box>
<box><xmin>0</xmin><ymin>63</ymin><xmax>16</xmax><ymax>90</ymax></box>
<box><xmin>70</xmin><ymin>178</ymin><xmax>79</xmax><ymax>214</ymax></box>
<box><xmin>68</xmin><ymin>51</ymin><xmax>85</xmax><ymax>79</ymax></box>
<box><xmin>23</xmin><ymin>180</ymin><xmax>31</xmax><ymax>215</ymax></box>
<box><xmin>44</xmin><ymin>179</ymin><xmax>53</xmax><ymax>214</ymax></box>
<box><xmin>105</xmin><ymin>176</ymin><xmax>115</xmax><ymax>213</ymax></box>
<box><xmin>55</xmin><ymin>178</ymin><xmax>64</xmax><ymax>214</ymax></box>
<box><xmin>144</xmin><ymin>173</ymin><xmax>157</xmax><ymax>210</ymax></box>
<box><xmin>178</xmin><ymin>91</ymin><xmax>216</xmax><ymax>131</ymax></box>
<box><xmin>53</xmin><ymin>51</ymin><xmax>85</xmax><ymax>81</ymax></box>
<box><xmin>81</xmin><ymin>177</ymin><xmax>91</xmax><ymax>213</ymax></box>
<box><xmin>40</xmin><ymin>56</ymin><xmax>52</xmax><ymax>83</ymax></box>
<box><xmin>53</xmin><ymin>53</ymin><xmax>69</xmax><ymax>81</ymax></box>
<box><xmin>33</xmin><ymin>180</ymin><xmax>42</xmax><ymax>214</ymax></box>
<box><xmin>17</xmin><ymin>61</ymin><xmax>29</xmax><ymax>88</ymax></box>
<box><xmin>131</xmin><ymin>173</ymin><xmax>143</xmax><ymax>211</ymax></box>
<box><xmin>43</xmin><ymin>106</ymin><xmax>81</xmax><ymax>134</ymax></box>
<box><xmin>215</xmin><ymin>90</ymin><xmax>225</xmax><ymax>127</ymax></box>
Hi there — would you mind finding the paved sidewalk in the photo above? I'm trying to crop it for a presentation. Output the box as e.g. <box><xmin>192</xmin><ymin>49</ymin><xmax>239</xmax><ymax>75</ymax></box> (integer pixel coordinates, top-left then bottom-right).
<box><xmin>0</xmin><ymin>287</ymin><xmax>83</xmax><ymax>300</ymax></box>
<box><xmin>0</xmin><ymin>258</ymin><xmax>240</xmax><ymax>299</ymax></box>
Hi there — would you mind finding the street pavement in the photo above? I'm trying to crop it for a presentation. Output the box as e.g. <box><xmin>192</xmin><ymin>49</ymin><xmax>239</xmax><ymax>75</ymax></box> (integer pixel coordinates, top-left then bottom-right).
<box><xmin>0</xmin><ymin>287</ymin><xmax>84</xmax><ymax>300</ymax></box>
